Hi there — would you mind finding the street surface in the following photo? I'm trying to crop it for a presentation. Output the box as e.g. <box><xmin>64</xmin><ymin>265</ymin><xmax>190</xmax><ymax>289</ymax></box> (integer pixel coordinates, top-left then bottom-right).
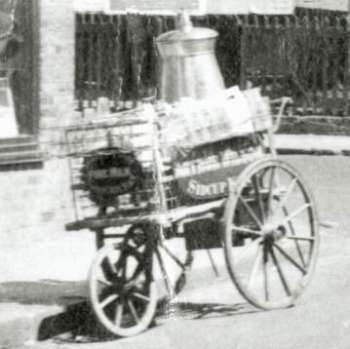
<box><xmin>9</xmin><ymin>155</ymin><xmax>350</xmax><ymax>348</ymax></box>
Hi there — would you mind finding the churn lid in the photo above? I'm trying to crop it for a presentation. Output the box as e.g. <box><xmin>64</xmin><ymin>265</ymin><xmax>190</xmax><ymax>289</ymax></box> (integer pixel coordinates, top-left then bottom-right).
<box><xmin>156</xmin><ymin>12</ymin><xmax>218</xmax><ymax>44</ymax></box>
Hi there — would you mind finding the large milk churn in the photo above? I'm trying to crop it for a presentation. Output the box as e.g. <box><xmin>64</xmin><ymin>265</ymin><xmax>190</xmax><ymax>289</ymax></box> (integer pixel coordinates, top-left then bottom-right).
<box><xmin>156</xmin><ymin>13</ymin><xmax>225</xmax><ymax>103</ymax></box>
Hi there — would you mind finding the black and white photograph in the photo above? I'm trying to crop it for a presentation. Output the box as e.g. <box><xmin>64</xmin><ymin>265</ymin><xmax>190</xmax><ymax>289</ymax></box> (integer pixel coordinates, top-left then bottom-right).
<box><xmin>0</xmin><ymin>0</ymin><xmax>349</xmax><ymax>348</ymax></box>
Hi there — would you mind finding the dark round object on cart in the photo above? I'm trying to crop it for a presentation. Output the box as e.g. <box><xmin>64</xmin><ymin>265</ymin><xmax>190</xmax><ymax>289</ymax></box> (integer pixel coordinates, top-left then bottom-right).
<box><xmin>80</xmin><ymin>147</ymin><xmax>144</xmax><ymax>209</ymax></box>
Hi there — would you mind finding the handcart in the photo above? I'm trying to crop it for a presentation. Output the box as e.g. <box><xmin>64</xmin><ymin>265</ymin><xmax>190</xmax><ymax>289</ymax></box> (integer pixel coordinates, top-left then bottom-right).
<box><xmin>64</xmin><ymin>91</ymin><xmax>319</xmax><ymax>338</ymax></box>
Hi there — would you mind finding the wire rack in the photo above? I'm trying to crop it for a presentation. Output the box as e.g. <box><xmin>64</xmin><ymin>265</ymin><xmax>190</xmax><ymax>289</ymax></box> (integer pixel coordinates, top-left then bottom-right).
<box><xmin>64</xmin><ymin>104</ymin><xmax>177</xmax><ymax>222</ymax></box>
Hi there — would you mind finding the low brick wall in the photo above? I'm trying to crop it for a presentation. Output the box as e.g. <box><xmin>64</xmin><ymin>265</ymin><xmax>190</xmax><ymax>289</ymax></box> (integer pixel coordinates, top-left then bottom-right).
<box><xmin>1</xmin><ymin>159</ymin><xmax>76</xmax><ymax>244</ymax></box>
<box><xmin>278</xmin><ymin>116</ymin><xmax>350</xmax><ymax>136</ymax></box>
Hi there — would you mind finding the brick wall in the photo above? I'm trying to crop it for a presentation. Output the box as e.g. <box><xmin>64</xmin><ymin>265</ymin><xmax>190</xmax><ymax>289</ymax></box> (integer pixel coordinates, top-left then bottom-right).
<box><xmin>0</xmin><ymin>159</ymin><xmax>76</xmax><ymax>242</ymax></box>
<box><xmin>0</xmin><ymin>0</ymin><xmax>78</xmax><ymax>240</ymax></box>
<box><xmin>39</xmin><ymin>0</ymin><xmax>76</xmax><ymax>153</ymax></box>
<box><xmin>32</xmin><ymin>0</ymin><xmax>77</xmax><ymax>231</ymax></box>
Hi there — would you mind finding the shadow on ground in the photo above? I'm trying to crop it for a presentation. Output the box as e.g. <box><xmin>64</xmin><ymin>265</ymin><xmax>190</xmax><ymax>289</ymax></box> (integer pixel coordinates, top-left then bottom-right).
<box><xmin>0</xmin><ymin>280</ymin><xmax>89</xmax><ymax>340</ymax></box>
<box><xmin>0</xmin><ymin>280</ymin><xmax>259</xmax><ymax>343</ymax></box>
<box><xmin>53</xmin><ymin>300</ymin><xmax>259</xmax><ymax>345</ymax></box>
<box><xmin>169</xmin><ymin>301</ymin><xmax>259</xmax><ymax>320</ymax></box>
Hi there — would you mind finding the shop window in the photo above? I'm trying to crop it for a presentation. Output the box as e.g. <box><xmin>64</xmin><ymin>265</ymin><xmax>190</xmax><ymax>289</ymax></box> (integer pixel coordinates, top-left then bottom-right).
<box><xmin>0</xmin><ymin>0</ymin><xmax>42</xmax><ymax>169</ymax></box>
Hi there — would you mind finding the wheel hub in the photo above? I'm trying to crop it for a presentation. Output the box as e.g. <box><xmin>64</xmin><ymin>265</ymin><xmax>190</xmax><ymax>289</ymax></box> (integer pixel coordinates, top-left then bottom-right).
<box><xmin>112</xmin><ymin>279</ymin><xmax>138</xmax><ymax>296</ymax></box>
<box><xmin>262</xmin><ymin>223</ymin><xmax>286</xmax><ymax>243</ymax></box>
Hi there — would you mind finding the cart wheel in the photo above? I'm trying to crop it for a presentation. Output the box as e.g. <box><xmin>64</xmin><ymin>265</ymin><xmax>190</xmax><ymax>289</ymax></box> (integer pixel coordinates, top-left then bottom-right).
<box><xmin>223</xmin><ymin>158</ymin><xmax>319</xmax><ymax>310</ymax></box>
<box><xmin>89</xmin><ymin>224</ymin><xmax>158</xmax><ymax>337</ymax></box>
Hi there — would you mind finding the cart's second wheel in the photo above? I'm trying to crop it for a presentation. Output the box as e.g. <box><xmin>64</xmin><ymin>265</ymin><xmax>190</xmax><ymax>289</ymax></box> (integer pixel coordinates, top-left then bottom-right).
<box><xmin>223</xmin><ymin>158</ymin><xmax>319</xmax><ymax>310</ymax></box>
<box><xmin>89</xmin><ymin>225</ymin><xmax>157</xmax><ymax>337</ymax></box>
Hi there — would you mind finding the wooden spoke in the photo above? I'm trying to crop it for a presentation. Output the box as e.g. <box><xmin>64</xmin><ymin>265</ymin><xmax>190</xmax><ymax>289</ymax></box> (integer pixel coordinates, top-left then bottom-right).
<box><xmin>263</xmin><ymin>245</ymin><xmax>269</xmax><ymax>301</ymax></box>
<box><xmin>114</xmin><ymin>257</ymin><xmax>125</xmax><ymax>277</ymax></box>
<box><xmin>100</xmin><ymin>294</ymin><xmax>119</xmax><ymax>309</ymax></box>
<box><xmin>128</xmin><ymin>300</ymin><xmax>140</xmax><ymax>324</ymax></box>
<box><xmin>238</xmin><ymin>196</ymin><xmax>263</xmax><ymax>229</ymax></box>
<box><xmin>267</xmin><ymin>167</ymin><xmax>276</xmax><ymax>216</ymax></box>
<box><xmin>98</xmin><ymin>276</ymin><xmax>112</xmax><ymax>287</ymax></box>
<box><xmin>273</xmin><ymin>243</ymin><xmax>307</xmax><ymax>275</ymax></box>
<box><xmin>115</xmin><ymin>303</ymin><xmax>124</xmax><ymax>327</ymax></box>
<box><xmin>282</xmin><ymin>206</ymin><xmax>306</xmax><ymax>268</ymax></box>
<box><xmin>133</xmin><ymin>292</ymin><xmax>151</xmax><ymax>303</ymax></box>
<box><xmin>252</xmin><ymin>174</ymin><xmax>266</xmax><ymax>222</ymax></box>
<box><xmin>281</xmin><ymin>203</ymin><xmax>312</xmax><ymax>227</ymax></box>
<box><xmin>231</xmin><ymin>225</ymin><xmax>262</xmax><ymax>237</ymax></box>
<box><xmin>269</xmin><ymin>245</ymin><xmax>291</xmax><ymax>296</ymax></box>
<box><xmin>101</xmin><ymin>257</ymin><xmax>116</xmax><ymax>281</ymax></box>
<box><xmin>121</xmin><ymin>255</ymin><xmax>128</xmax><ymax>280</ymax></box>
<box><xmin>274</xmin><ymin>178</ymin><xmax>298</xmax><ymax>214</ymax></box>
<box><xmin>287</xmin><ymin>236</ymin><xmax>315</xmax><ymax>242</ymax></box>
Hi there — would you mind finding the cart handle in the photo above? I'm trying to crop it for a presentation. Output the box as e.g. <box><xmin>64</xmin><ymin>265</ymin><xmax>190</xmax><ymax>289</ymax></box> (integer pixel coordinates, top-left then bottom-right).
<box><xmin>270</xmin><ymin>97</ymin><xmax>293</xmax><ymax>133</ymax></box>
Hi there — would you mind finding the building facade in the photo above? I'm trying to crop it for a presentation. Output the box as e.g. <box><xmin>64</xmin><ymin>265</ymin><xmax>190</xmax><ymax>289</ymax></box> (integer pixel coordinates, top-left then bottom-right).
<box><xmin>1</xmin><ymin>0</ymin><xmax>349</xmax><ymax>242</ymax></box>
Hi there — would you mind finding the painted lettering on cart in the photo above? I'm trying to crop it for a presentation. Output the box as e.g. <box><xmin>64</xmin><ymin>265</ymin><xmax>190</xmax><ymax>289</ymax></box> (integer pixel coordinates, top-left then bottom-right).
<box><xmin>89</xmin><ymin>167</ymin><xmax>131</xmax><ymax>180</ymax></box>
<box><xmin>187</xmin><ymin>179</ymin><xmax>227</xmax><ymax>198</ymax></box>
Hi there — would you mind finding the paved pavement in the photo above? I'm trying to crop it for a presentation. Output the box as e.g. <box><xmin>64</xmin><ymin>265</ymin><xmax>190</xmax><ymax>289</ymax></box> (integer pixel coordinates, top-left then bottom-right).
<box><xmin>1</xmin><ymin>136</ymin><xmax>350</xmax><ymax>348</ymax></box>
<box><xmin>31</xmin><ymin>229</ymin><xmax>350</xmax><ymax>349</ymax></box>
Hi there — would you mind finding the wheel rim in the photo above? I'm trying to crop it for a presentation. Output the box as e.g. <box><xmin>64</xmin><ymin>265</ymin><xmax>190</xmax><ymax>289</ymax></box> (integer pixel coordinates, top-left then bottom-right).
<box><xmin>224</xmin><ymin>159</ymin><xmax>319</xmax><ymax>310</ymax></box>
<box><xmin>89</xmin><ymin>226</ymin><xmax>157</xmax><ymax>337</ymax></box>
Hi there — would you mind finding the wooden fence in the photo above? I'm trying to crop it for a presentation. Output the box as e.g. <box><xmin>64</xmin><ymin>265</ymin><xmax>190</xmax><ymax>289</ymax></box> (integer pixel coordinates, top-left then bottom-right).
<box><xmin>75</xmin><ymin>12</ymin><xmax>350</xmax><ymax>116</ymax></box>
<box><xmin>242</xmin><ymin>13</ymin><xmax>350</xmax><ymax>116</ymax></box>
<box><xmin>75</xmin><ymin>14</ymin><xmax>241</xmax><ymax>111</ymax></box>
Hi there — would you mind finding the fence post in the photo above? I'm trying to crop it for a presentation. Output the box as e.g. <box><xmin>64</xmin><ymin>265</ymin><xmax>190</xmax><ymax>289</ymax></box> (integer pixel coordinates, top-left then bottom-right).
<box><xmin>239</xmin><ymin>16</ymin><xmax>248</xmax><ymax>90</ymax></box>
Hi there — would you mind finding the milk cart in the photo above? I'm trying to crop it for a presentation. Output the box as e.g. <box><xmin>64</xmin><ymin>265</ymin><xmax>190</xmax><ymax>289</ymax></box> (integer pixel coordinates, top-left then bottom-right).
<box><xmin>64</xmin><ymin>94</ymin><xmax>319</xmax><ymax>337</ymax></box>
<box><xmin>64</xmin><ymin>14</ymin><xmax>319</xmax><ymax>338</ymax></box>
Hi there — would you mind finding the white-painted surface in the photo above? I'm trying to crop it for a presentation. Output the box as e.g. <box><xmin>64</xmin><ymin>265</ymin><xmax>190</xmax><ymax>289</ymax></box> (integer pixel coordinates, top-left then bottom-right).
<box><xmin>296</xmin><ymin>0</ymin><xmax>348</xmax><ymax>11</ymax></box>
<box><xmin>74</xmin><ymin>0</ymin><xmax>295</xmax><ymax>14</ymax></box>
